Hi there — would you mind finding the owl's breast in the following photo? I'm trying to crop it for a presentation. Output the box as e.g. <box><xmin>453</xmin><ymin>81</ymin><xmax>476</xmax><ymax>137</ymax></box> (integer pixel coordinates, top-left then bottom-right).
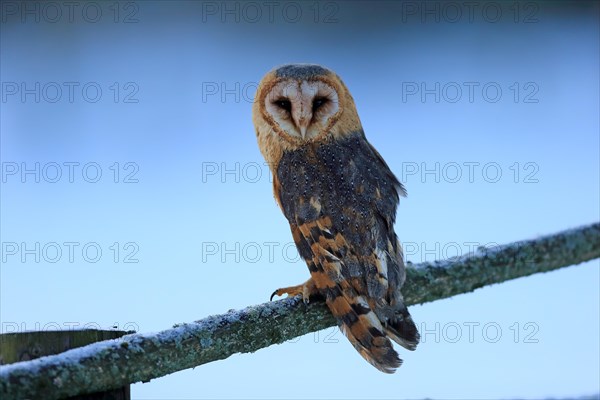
<box><xmin>274</xmin><ymin>131</ymin><xmax>400</xmax><ymax>254</ymax></box>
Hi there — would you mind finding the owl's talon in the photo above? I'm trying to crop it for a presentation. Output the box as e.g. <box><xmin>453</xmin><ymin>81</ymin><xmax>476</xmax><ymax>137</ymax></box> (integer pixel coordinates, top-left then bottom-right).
<box><xmin>270</xmin><ymin>279</ymin><xmax>316</xmax><ymax>303</ymax></box>
<box><xmin>270</xmin><ymin>288</ymin><xmax>293</xmax><ymax>301</ymax></box>
<box><xmin>269</xmin><ymin>290</ymin><xmax>280</xmax><ymax>301</ymax></box>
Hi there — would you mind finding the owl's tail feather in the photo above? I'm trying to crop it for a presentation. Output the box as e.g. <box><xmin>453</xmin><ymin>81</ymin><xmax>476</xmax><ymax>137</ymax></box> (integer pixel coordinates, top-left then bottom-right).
<box><xmin>326</xmin><ymin>285</ymin><xmax>402</xmax><ymax>374</ymax></box>
<box><xmin>383</xmin><ymin>301</ymin><xmax>420</xmax><ymax>351</ymax></box>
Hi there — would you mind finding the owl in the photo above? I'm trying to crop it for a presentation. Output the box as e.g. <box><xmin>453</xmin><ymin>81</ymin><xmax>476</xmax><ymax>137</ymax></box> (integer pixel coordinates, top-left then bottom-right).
<box><xmin>252</xmin><ymin>64</ymin><xmax>419</xmax><ymax>373</ymax></box>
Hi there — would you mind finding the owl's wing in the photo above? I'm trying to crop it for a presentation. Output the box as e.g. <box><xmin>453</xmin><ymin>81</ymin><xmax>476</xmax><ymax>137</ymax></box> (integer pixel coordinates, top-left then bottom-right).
<box><xmin>291</xmin><ymin>218</ymin><xmax>404</xmax><ymax>373</ymax></box>
<box><xmin>275</xmin><ymin>131</ymin><xmax>418</xmax><ymax>373</ymax></box>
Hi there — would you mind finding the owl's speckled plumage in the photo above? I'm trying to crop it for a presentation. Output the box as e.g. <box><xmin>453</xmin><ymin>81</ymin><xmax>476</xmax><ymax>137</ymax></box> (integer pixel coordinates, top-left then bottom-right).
<box><xmin>252</xmin><ymin>64</ymin><xmax>419</xmax><ymax>373</ymax></box>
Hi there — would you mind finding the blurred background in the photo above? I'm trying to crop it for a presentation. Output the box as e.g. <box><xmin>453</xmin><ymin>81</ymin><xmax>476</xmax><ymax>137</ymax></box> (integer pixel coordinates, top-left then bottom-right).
<box><xmin>1</xmin><ymin>1</ymin><xmax>598</xmax><ymax>399</ymax></box>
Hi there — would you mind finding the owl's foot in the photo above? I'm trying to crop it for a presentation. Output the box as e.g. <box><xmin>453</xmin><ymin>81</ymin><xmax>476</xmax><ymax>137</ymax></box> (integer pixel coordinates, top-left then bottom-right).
<box><xmin>270</xmin><ymin>278</ymin><xmax>317</xmax><ymax>304</ymax></box>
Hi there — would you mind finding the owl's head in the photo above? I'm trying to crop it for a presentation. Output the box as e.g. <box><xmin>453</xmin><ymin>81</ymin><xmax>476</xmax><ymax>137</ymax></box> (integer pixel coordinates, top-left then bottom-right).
<box><xmin>253</xmin><ymin>64</ymin><xmax>362</xmax><ymax>164</ymax></box>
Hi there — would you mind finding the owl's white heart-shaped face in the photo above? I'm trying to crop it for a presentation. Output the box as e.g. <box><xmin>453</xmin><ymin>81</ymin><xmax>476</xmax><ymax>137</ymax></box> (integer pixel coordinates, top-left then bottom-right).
<box><xmin>253</xmin><ymin>64</ymin><xmax>364</xmax><ymax>167</ymax></box>
<box><xmin>263</xmin><ymin>79</ymin><xmax>340</xmax><ymax>142</ymax></box>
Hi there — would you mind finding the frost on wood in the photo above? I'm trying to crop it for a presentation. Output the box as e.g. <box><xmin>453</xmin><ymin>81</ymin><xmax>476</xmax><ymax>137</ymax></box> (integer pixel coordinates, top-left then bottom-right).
<box><xmin>1</xmin><ymin>222</ymin><xmax>598</xmax><ymax>400</ymax></box>
<box><xmin>403</xmin><ymin>222</ymin><xmax>600</xmax><ymax>304</ymax></box>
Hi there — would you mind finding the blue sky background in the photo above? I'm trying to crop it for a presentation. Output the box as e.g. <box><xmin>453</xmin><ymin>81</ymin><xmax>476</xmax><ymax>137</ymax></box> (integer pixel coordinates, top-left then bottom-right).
<box><xmin>1</xmin><ymin>1</ymin><xmax>599</xmax><ymax>399</ymax></box>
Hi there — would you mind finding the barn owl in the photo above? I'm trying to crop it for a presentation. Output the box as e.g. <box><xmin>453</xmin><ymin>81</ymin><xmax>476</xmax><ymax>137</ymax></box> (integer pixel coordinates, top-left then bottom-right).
<box><xmin>252</xmin><ymin>64</ymin><xmax>419</xmax><ymax>373</ymax></box>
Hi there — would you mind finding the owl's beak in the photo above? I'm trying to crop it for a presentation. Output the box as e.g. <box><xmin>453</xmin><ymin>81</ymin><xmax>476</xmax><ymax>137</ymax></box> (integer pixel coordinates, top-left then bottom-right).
<box><xmin>294</xmin><ymin>112</ymin><xmax>312</xmax><ymax>139</ymax></box>
<box><xmin>299</xmin><ymin>125</ymin><xmax>308</xmax><ymax>139</ymax></box>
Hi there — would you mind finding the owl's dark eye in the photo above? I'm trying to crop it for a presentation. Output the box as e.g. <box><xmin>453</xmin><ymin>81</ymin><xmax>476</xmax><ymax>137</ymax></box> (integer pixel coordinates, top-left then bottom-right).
<box><xmin>273</xmin><ymin>99</ymin><xmax>291</xmax><ymax>112</ymax></box>
<box><xmin>312</xmin><ymin>97</ymin><xmax>328</xmax><ymax>112</ymax></box>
